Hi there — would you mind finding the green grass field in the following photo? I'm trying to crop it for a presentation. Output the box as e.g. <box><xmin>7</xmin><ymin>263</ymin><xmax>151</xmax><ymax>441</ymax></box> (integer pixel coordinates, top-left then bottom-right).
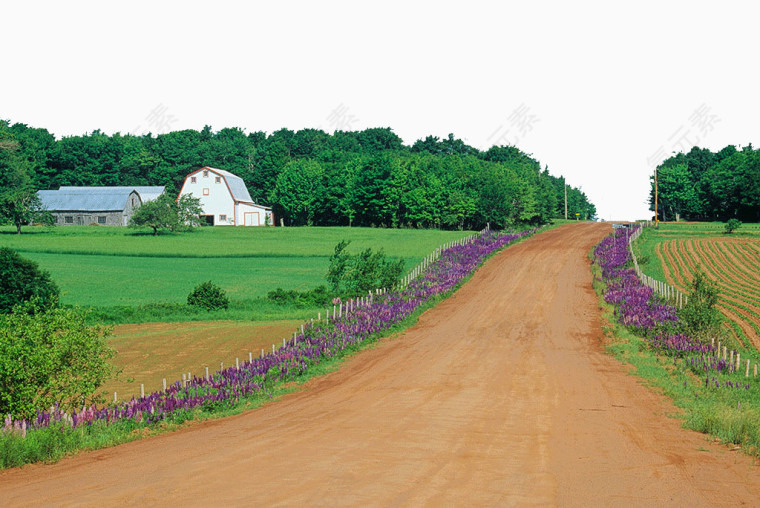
<box><xmin>0</xmin><ymin>226</ymin><xmax>475</xmax><ymax>308</ymax></box>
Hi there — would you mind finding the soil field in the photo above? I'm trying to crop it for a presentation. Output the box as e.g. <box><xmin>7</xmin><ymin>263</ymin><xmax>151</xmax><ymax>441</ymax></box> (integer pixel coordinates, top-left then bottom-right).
<box><xmin>2</xmin><ymin>223</ymin><xmax>760</xmax><ymax>505</ymax></box>
<box><xmin>102</xmin><ymin>320</ymin><xmax>305</xmax><ymax>400</ymax></box>
<box><xmin>656</xmin><ymin>237</ymin><xmax>760</xmax><ymax>348</ymax></box>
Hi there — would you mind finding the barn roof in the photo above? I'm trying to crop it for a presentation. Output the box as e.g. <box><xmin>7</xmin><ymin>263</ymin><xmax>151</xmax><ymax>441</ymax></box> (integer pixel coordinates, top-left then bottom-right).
<box><xmin>58</xmin><ymin>186</ymin><xmax>165</xmax><ymax>203</ymax></box>
<box><xmin>38</xmin><ymin>186</ymin><xmax>166</xmax><ymax>212</ymax></box>
<box><xmin>199</xmin><ymin>167</ymin><xmax>254</xmax><ymax>203</ymax></box>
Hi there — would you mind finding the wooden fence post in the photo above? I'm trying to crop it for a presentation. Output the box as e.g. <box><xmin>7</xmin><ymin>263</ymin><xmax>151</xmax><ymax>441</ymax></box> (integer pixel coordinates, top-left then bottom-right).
<box><xmin>163</xmin><ymin>378</ymin><xmax>167</xmax><ymax>391</ymax></box>
<box><xmin>205</xmin><ymin>366</ymin><xmax>210</xmax><ymax>381</ymax></box>
<box><xmin>141</xmin><ymin>384</ymin><xmax>145</xmax><ymax>397</ymax></box>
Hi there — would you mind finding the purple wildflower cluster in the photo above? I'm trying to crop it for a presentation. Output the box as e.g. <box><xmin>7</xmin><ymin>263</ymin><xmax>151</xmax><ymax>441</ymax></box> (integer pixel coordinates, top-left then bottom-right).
<box><xmin>594</xmin><ymin>227</ymin><xmax>751</xmax><ymax>391</ymax></box>
<box><xmin>2</xmin><ymin>228</ymin><xmax>534</xmax><ymax>437</ymax></box>
<box><xmin>594</xmin><ymin>230</ymin><xmax>678</xmax><ymax>333</ymax></box>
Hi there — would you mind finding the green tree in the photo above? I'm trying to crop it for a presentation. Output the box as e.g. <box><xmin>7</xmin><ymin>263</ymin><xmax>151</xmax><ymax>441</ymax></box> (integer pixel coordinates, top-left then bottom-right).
<box><xmin>0</xmin><ymin>248</ymin><xmax>60</xmax><ymax>313</ymax></box>
<box><xmin>0</xmin><ymin>188</ymin><xmax>54</xmax><ymax>234</ymax></box>
<box><xmin>0</xmin><ymin>134</ymin><xmax>54</xmax><ymax>233</ymax></box>
<box><xmin>0</xmin><ymin>302</ymin><xmax>115</xmax><ymax>419</ymax></box>
<box><xmin>176</xmin><ymin>193</ymin><xmax>203</xmax><ymax>229</ymax></box>
<box><xmin>725</xmin><ymin>218</ymin><xmax>742</xmax><ymax>234</ymax></box>
<box><xmin>271</xmin><ymin>159</ymin><xmax>326</xmax><ymax>226</ymax></box>
<box><xmin>128</xmin><ymin>193</ymin><xmax>178</xmax><ymax>235</ymax></box>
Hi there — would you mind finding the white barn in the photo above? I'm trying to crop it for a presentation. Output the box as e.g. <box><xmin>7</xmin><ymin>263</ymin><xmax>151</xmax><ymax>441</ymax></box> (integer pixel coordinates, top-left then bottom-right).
<box><xmin>178</xmin><ymin>167</ymin><xmax>273</xmax><ymax>226</ymax></box>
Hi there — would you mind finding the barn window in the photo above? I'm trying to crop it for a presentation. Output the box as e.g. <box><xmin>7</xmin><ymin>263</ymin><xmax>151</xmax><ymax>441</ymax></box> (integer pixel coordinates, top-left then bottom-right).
<box><xmin>65</xmin><ymin>216</ymin><xmax>73</xmax><ymax>224</ymax></box>
<box><xmin>191</xmin><ymin>177</ymin><xmax>196</xmax><ymax>183</ymax></box>
<box><xmin>98</xmin><ymin>216</ymin><xmax>106</xmax><ymax>224</ymax></box>
<box><xmin>215</xmin><ymin>176</ymin><xmax>221</xmax><ymax>184</ymax></box>
<box><xmin>203</xmin><ymin>170</ymin><xmax>209</xmax><ymax>177</ymax></box>
<box><xmin>220</xmin><ymin>214</ymin><xmax>227</xmax><ymax>222</ymax></box>
<box><xmin>203</xmin><ymin>188</ymin><xmax>209</xmax><ymax>196</ymax></box>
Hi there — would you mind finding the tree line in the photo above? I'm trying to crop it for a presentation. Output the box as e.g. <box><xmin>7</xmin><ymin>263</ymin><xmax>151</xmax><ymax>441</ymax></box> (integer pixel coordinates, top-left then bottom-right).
<box><xmin>0</xmin><ymin>121</ymin><xmax>596</xmax><ymax>229</ymax></box>
<box><xmin>650</xmin><ymin>145</ymin><xmax>760</xmax><ymax>222</ymax></box>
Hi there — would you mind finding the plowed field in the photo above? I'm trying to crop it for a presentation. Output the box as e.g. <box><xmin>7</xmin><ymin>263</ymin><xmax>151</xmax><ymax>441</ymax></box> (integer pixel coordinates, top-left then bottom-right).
<box><xmin>656</xmin><ymin>237</ymin><xmax>760</xmax><ymax>348</ymax></box>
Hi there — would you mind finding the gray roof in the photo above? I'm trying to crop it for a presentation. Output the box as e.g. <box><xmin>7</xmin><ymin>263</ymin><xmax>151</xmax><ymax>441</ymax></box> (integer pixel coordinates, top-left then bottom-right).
<box><xmin>58</xmin><ymin>186</ymin><xmax>165</xmax><ymax>203</ymax></box>
<box><xmin>38</xmin><ymin>186</ymin><xmax>166</xmax><ymax>212</ymax></box>
<box><xmin>204</xmin><ymin>167</ymin><xmax>254</xmax><ymax>203</ymax></box>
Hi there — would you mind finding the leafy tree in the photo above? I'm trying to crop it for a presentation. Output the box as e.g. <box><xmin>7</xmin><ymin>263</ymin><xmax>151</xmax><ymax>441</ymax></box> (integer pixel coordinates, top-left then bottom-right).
<box><xmin>187</xmin><ymin>281</ymin><xmax>229</xmax><ymax>310</ymax></box>
<box><xmin>128</xmin><ymin>193</ymin><xmax>178</xmax><ymax>235</ymax></box>
<box><xmin>0</xmin><ymin>301</ymin><xmax>115</xmax><ymax>419</ymax></box>
<box><xmin>0</xmin><ymin>188</ymin><xmax>55</xmax><ymax>234</ymax></box>
<box><xmin>0</xmin><ymin>133</ymin><xmax>54</xmax><ymax>233</ymax></box>
<box><xmin>725</xmin><ymin>218</ymin><xmax>742</xmax><ymax>234</ymax></box>
<box><xmin>128</xmin><ymin>193</ymin><xmax>201</xmax><ymax>235</ymax></box>
<box><xmin>0</xmin><ymin>248</ymin><xmax>60</xmax><ymax>313</ymax></box>
<box><xmin>176</xmin><ymin>193</ymin><xmax>203</xmax><ymax>229</ymax></box>
<box><xmin>271</xmin><ymin>159</ymin><xmax>326</xmax><ymax>226</ymax></box>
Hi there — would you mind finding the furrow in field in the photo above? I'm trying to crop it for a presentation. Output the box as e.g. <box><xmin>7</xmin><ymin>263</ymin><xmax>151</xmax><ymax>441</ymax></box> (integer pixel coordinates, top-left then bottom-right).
<box><xmin>705</xmin><ymin>240</ymin><xmax>760</xmax><ymax>299</ymax></box>
<box><xmin>700</xmin><ymin>241</ymin><xmax>760</xmax><ymax>304</ymax></box>
<box><xmin>725</xmin><ymin>241</ymin><xmax>760</xmax><ymax>274</ymax></box>
<box><xmin>687</xmin><ymin>240</ymin><xmax>760</xmax><ymax>348</ymax></box>
<box><xmin>659</xmin><ymin>239</ymin><xmax>689</xmax><ymax>291</ymax></box>
<box><xmin>674</xmin><ymin>239</ymin><xmax>751</xmax><ymax>345</ymax></box>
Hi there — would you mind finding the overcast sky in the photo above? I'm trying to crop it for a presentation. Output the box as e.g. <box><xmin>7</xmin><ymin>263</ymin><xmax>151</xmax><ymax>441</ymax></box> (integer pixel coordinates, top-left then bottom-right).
<box><xmin>3</xmin><ymin>1</ymin><xmax>758</xmax><ymax>220</ymax></box>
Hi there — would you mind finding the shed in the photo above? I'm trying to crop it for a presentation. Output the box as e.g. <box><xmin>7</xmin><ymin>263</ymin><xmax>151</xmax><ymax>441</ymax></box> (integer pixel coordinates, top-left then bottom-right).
<box><xmin>37</xmin><ymin>186</ymin><xmax>165</xmax><ymax>226</ymax></box>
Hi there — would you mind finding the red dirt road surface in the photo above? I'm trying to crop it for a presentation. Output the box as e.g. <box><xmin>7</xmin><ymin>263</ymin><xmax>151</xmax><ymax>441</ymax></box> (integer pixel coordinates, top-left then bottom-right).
<box><xmin>2</xmin><ymin>223</ymin><xmax>759</xmax><ymax>506</ymax></box>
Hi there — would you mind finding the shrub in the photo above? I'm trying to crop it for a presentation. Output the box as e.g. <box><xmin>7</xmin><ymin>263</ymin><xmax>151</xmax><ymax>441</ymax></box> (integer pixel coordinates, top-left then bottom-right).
<box><xmin>725</xmin><ymin>219</ymin><xmax>742</xmax><ymax>234</ymax></box>
<box><xmin>267</xmin><ymin>285</ymin><xmax>332</xmax><ymax>307</ymax></box>
<box><xmin>679</xmin><ymin>269</ymin><xmax>722</xmax><ymax>341</ymax></box>
<box><xmin>187</xmin><ymin>281</ymin><xmax>229</xmax><ymax>310</ymax></box>
<box><xmin>326</xmin><ymin>240</ymin><xmax>405</xmax><ymax>297</ymax></box>
<box><xmin>0</xmin><ymin>248</ymin><xmax>60</xmax><ymax>313</ymax></box>
<box><xmin>0</xmin><ymin>302</ymin><xmax>114</xmax><ymax>419</ymax></box>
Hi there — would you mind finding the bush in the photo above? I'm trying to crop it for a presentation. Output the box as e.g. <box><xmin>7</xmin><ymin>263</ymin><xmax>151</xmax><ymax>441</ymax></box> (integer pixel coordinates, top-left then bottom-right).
<box><xmin>0</xmin><ymin>302</ymin><xmax>115</xmax><ymax>419</ymax></box>
<box><xmin>267</xmin><ymin>285</ymin><xmax>332</xmax><ymax>307</ymax></box>
<box><xmin>187</xmin><ymin>281</ymin><xmax>229</xmax><ymax>310</ymax></box>
<box><xmin>0</xmin><ymin>248</ymin><xmax>60</xmax><ymax>313</ymax></box>
<box><xmin>326</xmin><ymin>240</ymin><xmax>405</xmax><ymax>297</ymax></box>
<box><xmin>725</xmin><ymin>219</ymin><xmax>742</xmax><ymax>234</ymax></box>
<box><xmin>679</xmin><ymin>269</ymin><xmax>722</xmax><ymax>341</ymax></box>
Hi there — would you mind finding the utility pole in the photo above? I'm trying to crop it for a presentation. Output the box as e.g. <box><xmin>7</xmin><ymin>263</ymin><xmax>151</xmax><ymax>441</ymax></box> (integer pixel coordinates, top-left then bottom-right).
<box><xmin>564</xmin><ymin>182</ymin><xmax>568</xmax><ymax>220</ymax></box>
<box><xmin>654</xmin><ymin>167</ymin><xmax>659</xmax><ymax>228</ymax></box>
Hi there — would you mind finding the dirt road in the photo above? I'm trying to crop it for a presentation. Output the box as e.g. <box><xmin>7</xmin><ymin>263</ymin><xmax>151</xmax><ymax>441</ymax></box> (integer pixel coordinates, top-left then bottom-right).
<box><xmin>2</xmin><ymin>223</ymin><xmax>759</xmax><ymax>506</ymax></box>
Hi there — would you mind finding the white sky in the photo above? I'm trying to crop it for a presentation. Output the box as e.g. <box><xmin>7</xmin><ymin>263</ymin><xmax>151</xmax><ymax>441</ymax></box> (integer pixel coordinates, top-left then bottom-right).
<box><xmin>3</xmin><ymin>1</ymin><xmax>758</xmax><ymax>220</ymax></box>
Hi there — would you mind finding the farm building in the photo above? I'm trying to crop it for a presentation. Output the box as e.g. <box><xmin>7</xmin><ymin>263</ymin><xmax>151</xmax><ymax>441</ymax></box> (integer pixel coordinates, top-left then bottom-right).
<box><xmin>178</xmin><ymin>167</ymin><xmax>273</xmax><ymax>226</ymax></box>
<box><xmin>37</xmin><ymin>186</ymin><xmax>165</xmax><ymax>226</ymax></box>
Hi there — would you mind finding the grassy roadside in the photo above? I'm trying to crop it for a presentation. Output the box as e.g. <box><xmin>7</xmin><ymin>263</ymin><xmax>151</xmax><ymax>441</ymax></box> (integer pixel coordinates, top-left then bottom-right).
<box><xmin>590</xmin><ymin>251</ymin><xmax>760</xmax><ymax>458</ymax></box>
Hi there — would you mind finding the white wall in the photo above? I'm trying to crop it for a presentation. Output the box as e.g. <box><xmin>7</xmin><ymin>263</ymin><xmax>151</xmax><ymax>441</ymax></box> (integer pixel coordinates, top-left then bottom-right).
<box><xmin>179</xmin><ymin>169</ymin><xmax>235</xmax><ymax>225</ymax></box>
<box><xmin>237</xmin><ymin>202</ymin><xmax>272</xmax><ymax>226</ymax></box>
